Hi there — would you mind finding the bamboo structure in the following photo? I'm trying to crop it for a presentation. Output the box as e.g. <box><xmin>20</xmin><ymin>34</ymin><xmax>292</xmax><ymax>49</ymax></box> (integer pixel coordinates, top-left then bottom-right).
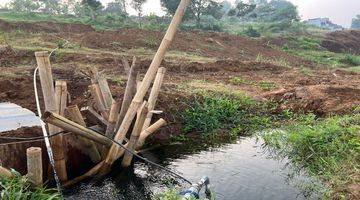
<box><xmin>116</xmin><ymin>56</ymin><xmax>138</xmax><ymax>131</ymax></box>
<box><xmin>65</xmin><ymin>105</ymin><xmax>102</xmax><ymax>163</ymax></box>
<box><xmin>43</xmin><ymin>111</ymin><xmax>111</xmax><ymax>147</ymax></box>
<box><xmin>121</xmin><ymin>102</ymin><xmax>148</xmax><ymax>167</ymax></box>
<box><xmin>89</xmin><ymin>84</ymin><xmax>109</xmax><ymax>120</ymax></box>
<box><xmin>142</xmin><ymin>68</ymin><xmax>166</xmax><ymax>131</ymax></box>
<box><xmin>98</xmin><ymin>78</ymin><xmax>113</xmax><ymax>109</ymax></box>
<box><xmin>26</xmin><ymin>147</ymin><xmax>43</xmax><ymax>186</ymax></box>
<box><xmin>101</xmin><ymin>0</ymin><xmax>190</xmax><ymax>174</ymax></box>
<box><xmin>81</xmin><ymin>106</ymin><xmax>108</xmax><ymax>128</ymax></box>
<box><xmin>35</xmin><ymin>51</ymin><xmax>67</xmax><ymax>182</ymax></box>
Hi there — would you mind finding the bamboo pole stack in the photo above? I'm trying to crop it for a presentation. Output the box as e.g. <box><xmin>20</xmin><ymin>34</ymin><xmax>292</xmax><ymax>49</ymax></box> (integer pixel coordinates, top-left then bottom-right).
<box><xmin>29</xmin><ymin>0</ymin><xmax>189</xmax><ymax>187</ymax></box>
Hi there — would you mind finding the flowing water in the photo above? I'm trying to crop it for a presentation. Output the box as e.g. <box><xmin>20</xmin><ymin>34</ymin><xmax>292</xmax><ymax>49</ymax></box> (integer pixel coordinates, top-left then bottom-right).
<box><xmin>66</xmin><ymin>137</ymin><xmax>317</xmax><ymax>200</ymax></box>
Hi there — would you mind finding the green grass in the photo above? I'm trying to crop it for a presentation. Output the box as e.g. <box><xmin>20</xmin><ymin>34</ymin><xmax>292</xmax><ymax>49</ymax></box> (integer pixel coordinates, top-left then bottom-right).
<box><xmin>0</xmin><ymin>170</ymin><xmax>61</xmax><ymax>199</ymax></box>
<box><xmin>263</xmin><ymin>112</ymin><xmax>360</xmax><ymax>199</ymax></box>
<box><xmin>230</xmin><ymin>77</ymin><xmax>277</xmax><ymax>91</ymax></box>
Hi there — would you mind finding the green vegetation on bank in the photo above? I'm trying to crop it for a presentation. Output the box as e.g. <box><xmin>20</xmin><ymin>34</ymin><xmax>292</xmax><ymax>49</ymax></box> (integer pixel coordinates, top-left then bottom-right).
<box><xmin>0</xmin><ymin>171</ymin><xmax>61</xmax><ymax>199</ymax></box>
<box><xmin>263</xmin><ymin>110</ymin><xmax>360</xmax><ymax>199</ymax></box>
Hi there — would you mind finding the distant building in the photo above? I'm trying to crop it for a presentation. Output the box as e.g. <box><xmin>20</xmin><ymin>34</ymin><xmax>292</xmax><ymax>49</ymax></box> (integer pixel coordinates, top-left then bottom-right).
<box><xmin>305</xmin><ymin>18</ymin><xmax>344</xmax><ymax>31</ymax></box>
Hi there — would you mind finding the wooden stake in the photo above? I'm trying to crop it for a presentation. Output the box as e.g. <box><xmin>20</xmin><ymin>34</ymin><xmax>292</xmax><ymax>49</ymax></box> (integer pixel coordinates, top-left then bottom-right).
<box><xmin>100</xmin><ymin>0</ymin><xmax>190</xmax><ymax>174</ymax></box>
<box><xmin>0</xmin><ymin>166</ymin><xmax>13</xmax><ymax>178</ymax></box>
<box><xmin>43</xmin><ymin>111</ymin><xmax>112</xmax><ymax>147</ymax></box>
<box><xmin>65</xmin><ymin>105</ymin><xmax>102</xmax><ymax>163</ymax></box>
<box><xmin>121</xmin><ymin>102</ymin><xmax>148</xmax><ymax>168</ymax></box>
<box><xmin>142</xmin><ymin>68</ymin><xmax>166</xmax><ymax>131</ymax></box>
<box><xmin>35</xmin><ymin>51</ymin><xmax>67</xmax><ymax>182</ymax></box>
<box><xmin>89</xmin><ymin>84</ymin><xmax>109</xmax><ymax>120</ymax></box>
<box><xmin>137</xmin><ymin>118</ymin><xmax>166</xmax><ymax>149</ymax></box>
<box><xmin>105</xmin><ymin>101</ymin><xmax>121</xmax><ymax>138</ymax></box>
<box><xmin>26</xmin><ymin>147</ymin><xmax>43</xmax><ymax>187</ymax></box>
<box><xmin>116</xmin><ymin>56</ymin><xmax>138</xmax><ymax>131</ymax></box>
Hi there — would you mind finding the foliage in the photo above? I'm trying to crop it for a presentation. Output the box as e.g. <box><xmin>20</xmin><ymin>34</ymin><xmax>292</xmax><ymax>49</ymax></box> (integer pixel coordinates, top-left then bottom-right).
<box><xmin>242</xmin><ymin>25</ymin><xmax>260</xmax><ymax>37</ymax></box>
<box><xmin>340</xmin><ymin>54</ymin><xmax>360</xmax><ymax>66</ymax></box>
<box><xmin>263</xmin><ymin>113</ymin><xmax>360</xmax><ymax>199</ymax></box>
<box><xmin>9</xmin><ymin>0</ymin><xmax>41</xmax><ymax>13</ymax></box>
<box><xmin>152</xmin><ymin>189</ymin><xmax>184</xmax><ymax>200</ymax></box>
<box><xmin>228</xmin><ymin>1</ymin><xmax>256</xmax><ymax>17</ymax></box>
<box><xmin>351</xmin><ymin>14</ymin><xmax>360</xmax><ymax>29</ymax></box>
<box><xmin>81</xmin><ymin>0</ymin><xmax>103</xmax><ymax>20</ymax></box>
<box><xmin>0</xmin><ymin>170</ymin><xmax>61</xmax><ymax>199</ymax></box>
<box><xmin>161</xmin><ymin>0</ymin><xmax>224</xmax><ymax>27</ymax></box>
<box><xmin>181</xmin><ymin>93</ymin><xmax>275</xmax><ymax>135</ymax></box>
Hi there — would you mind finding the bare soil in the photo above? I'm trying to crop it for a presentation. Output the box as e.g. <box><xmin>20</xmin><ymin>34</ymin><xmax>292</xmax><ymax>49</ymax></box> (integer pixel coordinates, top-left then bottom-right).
<box><xmin>322</xmin><ymin>29</ymin><xmax>360</xmax><ymax>55</ymax></box>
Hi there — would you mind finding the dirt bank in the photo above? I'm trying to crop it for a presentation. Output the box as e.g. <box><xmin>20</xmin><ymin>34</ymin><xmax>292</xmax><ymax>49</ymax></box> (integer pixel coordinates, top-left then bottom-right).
<box><xmin>321</xmin><ymin>30</ymin><xmax>360</xmax><ymax>55</ymax></box>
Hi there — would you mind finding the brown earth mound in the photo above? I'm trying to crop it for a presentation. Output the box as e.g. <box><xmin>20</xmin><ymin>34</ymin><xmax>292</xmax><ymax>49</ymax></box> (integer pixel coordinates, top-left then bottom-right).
<box><xmin>321</xmin><ymin>30</ymin><xmax>360</xmax><ymax>55</ymax></box>
<box><xmin>0</xmin><ymin>19</ymin><xmax>94</xmax><ymax>33</ymax></box>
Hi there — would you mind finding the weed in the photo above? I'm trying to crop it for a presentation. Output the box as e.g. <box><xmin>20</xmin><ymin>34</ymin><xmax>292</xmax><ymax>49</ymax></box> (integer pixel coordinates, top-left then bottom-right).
<box><xmin>340</xmin><ymin>54</ymin><xmax>360</xmax><ymax>66</ymax></box>
<box><xmin>0</xmin><ymin>170</ymin><xmax>61</xmax><ymax>199</ymax></box>
<box><xmin>258</xmin><ymin>81</ymin><xmax>277</xmax><ymax>91</ymax></box>
<box><xmin>142</xmin><ymin>36</ymin><xmax>158</xmax><ymax>48</ymax></box>
<box><xmin>299</xmin><ymin>66</ymin><xmax>313</xmax><ymax>76</ymax></box>
<box><xmin>230</xmin><ymin>77</ymin><xmax>252</xmax><ymax>85</ymax></box>
<box><xmin>263</xmin><ymin>113</ymin><xmax>360</xmax><ymax>199</ymax></box>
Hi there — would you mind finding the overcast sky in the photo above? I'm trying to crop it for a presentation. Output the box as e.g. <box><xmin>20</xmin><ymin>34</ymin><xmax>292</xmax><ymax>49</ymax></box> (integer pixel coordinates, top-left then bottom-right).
<box><xmin>0</xmin><ymin>0</ymin><xmax>359</xmax><ymax>27</ymax></box>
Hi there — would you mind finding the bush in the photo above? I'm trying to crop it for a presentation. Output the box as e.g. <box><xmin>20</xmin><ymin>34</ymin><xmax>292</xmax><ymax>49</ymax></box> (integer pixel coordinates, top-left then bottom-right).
<box><xmin>340</xmin><ymin>54</ymin><xmax>360</xmax><ymax>66</ymax></box>
<box><xmin>242</xmin><ymin>25</ymin><xmax>261</xmax><ymax>37</ymax></box>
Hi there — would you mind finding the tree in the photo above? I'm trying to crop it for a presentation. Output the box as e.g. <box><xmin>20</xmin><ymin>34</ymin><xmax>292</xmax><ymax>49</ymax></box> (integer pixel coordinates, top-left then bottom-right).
<box><xmin>131</xmin><ymin>0</ymin><xmax>146</xmax><ymax>26</ymax></box>
<box><xmin>105</xmin><ymin>1</ymin><xmax>124</xmax><ymax>15</ymax></box>
<box><xmin>160</xmin><ymin>0</ymin><xmax>223</xmax><ymax>27</ymax></box>
<box><xmin>40</xmin><ymin>0</ymin><xmax>61</xmax><ymax>14</ymax></box>
<box><xmin>9</xmin><ymin>0</ymin><xmax>41</xmax><ymax>13</ymax></box>
<box><xmin>228</xmin><ymin>1</ymin><xmax>256</xmax><ymax>17</ymax></box>
<box><xmin>81</xmin><ymin>0</ymin><xmax>103</xmax><ymax>20</ymax></box>
<box><xmin>351</xmin><ymin>15</ymin><xmax>360</xmax><ymax>29</ymax></box>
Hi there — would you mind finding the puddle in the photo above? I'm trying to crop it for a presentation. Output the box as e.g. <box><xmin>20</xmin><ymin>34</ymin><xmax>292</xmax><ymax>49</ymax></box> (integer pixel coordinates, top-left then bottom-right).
<box><xmin>0</xmin><ymin>102</ymin><xmax>41</xmax><ymax>132</ymax></box>
<box><xmin>66</xmin><ymin>137</ymin><xmax>318</xmax><ymax>199</ymax></box>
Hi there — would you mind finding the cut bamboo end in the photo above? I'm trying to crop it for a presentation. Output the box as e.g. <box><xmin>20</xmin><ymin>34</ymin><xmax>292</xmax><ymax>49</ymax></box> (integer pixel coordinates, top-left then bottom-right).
<box><xmin>0</xmin><ymin>166</ymin><xmax>13</xmax><ymax>178</ymax></box>
<box><xmin>26</xmin><ymin>147</ymin><xmax>43</xmax><ymax>187</ymax></box>
<box><xmin>105</xmin><ymin>101</ymin><xmax>121</xmax><ymax>138</ymax></box>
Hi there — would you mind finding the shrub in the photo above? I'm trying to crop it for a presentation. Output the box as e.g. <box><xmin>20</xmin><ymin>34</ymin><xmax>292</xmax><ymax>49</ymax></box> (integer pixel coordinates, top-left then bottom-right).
<box><xmin>242</xmin><ymin>26</ymin><xmax>261</xmax><ymax>38</ymax></box>
<box><xmin>340</xmin><ymin>54</ymin><xmax>360</xmax><ymax>66</ymax></box>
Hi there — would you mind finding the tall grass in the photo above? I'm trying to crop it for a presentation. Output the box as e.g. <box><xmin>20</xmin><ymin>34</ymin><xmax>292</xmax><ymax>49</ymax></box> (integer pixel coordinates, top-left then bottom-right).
<box><xmin>0</xmin><ymin>170</ymin><xmax>61</xmax><ymax>200</ymax></box>
<box><xmin>263</xmin><ymin>112</ymin><xmax>360</xmax><ymax>199</ymax></box>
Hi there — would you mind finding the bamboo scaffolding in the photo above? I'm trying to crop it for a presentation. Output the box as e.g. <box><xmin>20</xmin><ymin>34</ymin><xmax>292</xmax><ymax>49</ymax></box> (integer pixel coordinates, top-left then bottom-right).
<box><xmin>98</xmin><ymin>78</ymin><xmax>113</xmax><ymax>109</ymax></box>
<box><xmin>35</xmin><ymin>51</ymin><xmax>67</xmax><ymax>182</ymax></box>
<box><xmin>116</xmin><ymin>56</ymin><xmax>138</xmax><ymax>131</ymax></box>
<box><xmin>26</xmin><ymin>147</ymin><xmax>43</xmax><ymax>186</ymax></box>
<box><xmin>121</xmin><ymin>102</ymin><xmax>148</xmax><ymax>167</ymax></box>
<box><xmin>42</xmin><ymin>111</ymin><xmax>112</xmax><ymax>147</ymax></box>
<box><xmin>65</xmin><ymin>105</ymin><xmax>102</xmax><ymax>163</ymax></box>
<box><xmin>142</xmin><ymin>68</ymin><xmax>166</xmax><ymax>131</ymax></box>
<box><xmin>100</xmin><ymin>0</ymin><xmax>190</xmax><ymax>174</ymax></box>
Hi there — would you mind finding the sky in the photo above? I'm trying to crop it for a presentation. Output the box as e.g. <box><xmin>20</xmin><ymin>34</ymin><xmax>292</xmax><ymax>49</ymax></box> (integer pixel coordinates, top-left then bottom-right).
<box><xmin>0</xmin><ymin>0</ymin><xmax>359</xmax><ymax>27</ymax></box>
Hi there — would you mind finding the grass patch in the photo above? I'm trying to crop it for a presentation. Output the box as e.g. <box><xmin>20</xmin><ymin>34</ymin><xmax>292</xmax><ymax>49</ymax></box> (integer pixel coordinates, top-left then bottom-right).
<box><xmin>263</xmin><ymin>112</ymin><xmax>360</xmax><ymax>199</ymax></box>
<box><xmin>0</xmin><ymin>171</ymin><xmax>61</xmax><ymax>199</ymax></box>
<box><xmin>181</xmin><ymin>92</ymin><xmax>285</xmax><ymax>137</ymax></box>
<box><xmin>230</xmin><ymin>77</ymin><xmax>277</xmax><ymax>91</ymax></box>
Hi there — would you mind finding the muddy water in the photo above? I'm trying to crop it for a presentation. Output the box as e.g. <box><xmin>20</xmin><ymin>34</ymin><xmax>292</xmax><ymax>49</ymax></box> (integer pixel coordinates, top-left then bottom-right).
<box><xmin>66</xmin><ymin>137</ymin><xmax>316</xmax><ymax>200</ymax></box>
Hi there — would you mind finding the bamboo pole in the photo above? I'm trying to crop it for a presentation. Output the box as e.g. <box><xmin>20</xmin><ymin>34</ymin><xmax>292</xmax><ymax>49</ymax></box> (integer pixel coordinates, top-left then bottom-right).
<box><xmin>81</xmin><ymin>106</ymin><xmax>108</xmax><ymax>128</ymax></box>
<box><xmin>116</xmin><ymin>56</ymin><xmax>138</xmax><ymax>131</ymax></box>
<box><xmin>137</xmin><ymin>118</ymin><xmax>166</xmax><ymax>149</ymax></box>
<box><xmin>121</xmin><ymin>102</ymin><xmax>148</xmax><ymax>168</ymax></box>
<box><xmin>42</xmin><ymin>111</ymin><xmax>112</xmax><ymax>147</ymax></box>
<box><xmin>65</xmin><ymin>105</ymin><xmax>102</xmax><ymax>163</ymax></box>
<box><xmin>89</xmin><ymin>84</ymin><xmax>109</xmax><ymax>120</ymax></box>
<box><xmin>142</xmin><ymin>68</ymin><xmax>166</xmax><ymax>131</ymax></box>
<box><xmin>0</xmin><ymin>166</ymin><xmax>13</xmax><ymax>178</ymax></box>
<box><xmin>100</xmin><ymin>0</ymin><xmax>190</xmax><ymax>174</ymax></box>
<box><xmin>35</xmin><ymin>51</ymin><xmax>67</xmax><ymax>182</ymax></box>
<box><xmin>26</xmin><ymin>147</ymin><xmax>43</xmax><ymax>187</ymax></box>
<box><xmin>105</xmin><ymin>101</ymin><xmax>121</xmax><ymax>138</ymax></box>
<box><xmin>98</xmin><ymin>78</ymin><xmax>113</xmax><ymax>109</ymax></box>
